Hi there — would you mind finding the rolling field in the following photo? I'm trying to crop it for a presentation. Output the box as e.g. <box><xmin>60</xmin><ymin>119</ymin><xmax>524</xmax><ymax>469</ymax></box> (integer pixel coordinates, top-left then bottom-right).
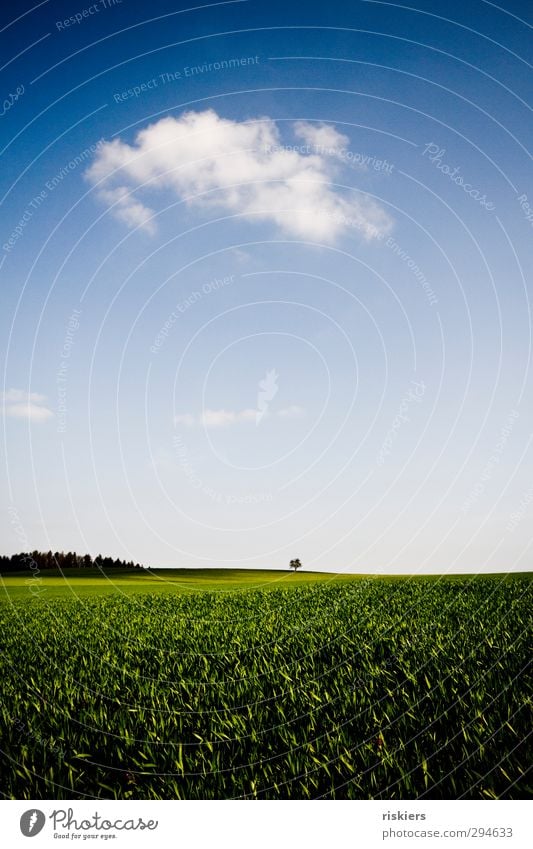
<box><xmin>0</xmin><ymin>571</ymin><xmax>531</xmax><ymax>799</ymax></box>
<box><xmin>0</xmin><ymin>567</ymin><xmax>362</xmax><ymax>601</ymax></box>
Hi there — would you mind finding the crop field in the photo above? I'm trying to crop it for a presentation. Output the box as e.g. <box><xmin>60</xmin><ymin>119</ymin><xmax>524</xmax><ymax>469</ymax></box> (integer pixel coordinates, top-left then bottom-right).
<box><xmin>0</xmin><ymin>567</ymin><xmax>362</xmax><ymax>601</ymax></box>
<box><xmin>0</xmin><ymin>574</ymin><xmax>531</xmax><ymax>799</ymax></box>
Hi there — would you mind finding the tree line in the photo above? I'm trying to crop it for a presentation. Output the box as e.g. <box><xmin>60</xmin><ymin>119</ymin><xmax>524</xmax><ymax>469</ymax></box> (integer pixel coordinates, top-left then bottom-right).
<box><xmin>0</xmin><ymin>551</ymin><xmax>146</xmax><ymax>573</ymax></box>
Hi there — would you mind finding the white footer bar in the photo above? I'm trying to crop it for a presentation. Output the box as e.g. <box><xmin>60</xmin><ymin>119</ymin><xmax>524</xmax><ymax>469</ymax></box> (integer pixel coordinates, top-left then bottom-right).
<box><xmin>2</xmin><ymin>800</ymin><xmax>530</xmax><ymax>848</ymax></box>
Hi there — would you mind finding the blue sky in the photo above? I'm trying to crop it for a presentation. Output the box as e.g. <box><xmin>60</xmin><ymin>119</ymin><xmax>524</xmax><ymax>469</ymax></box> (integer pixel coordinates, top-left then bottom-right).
<box><xmin>1</xmin><ymin>0</ymin><xmax>532</xmax><ymax>572</ymax></box>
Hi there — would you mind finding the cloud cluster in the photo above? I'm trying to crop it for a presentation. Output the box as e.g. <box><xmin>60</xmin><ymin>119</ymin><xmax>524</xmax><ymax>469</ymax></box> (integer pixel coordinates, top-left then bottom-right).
<box><xmin>86</xmin><ymin>110</ymin><xmax>392</xmax><ymax>241</ymax></box>
<box><xmin>1</xmin><ymin>389</ymin><xmax>53</xmax><ymax>422</ymax></box>
<box><xmin>174</xmin><ymin>405</ymin><xmax>305</xmax><ymax>429</ymax></box>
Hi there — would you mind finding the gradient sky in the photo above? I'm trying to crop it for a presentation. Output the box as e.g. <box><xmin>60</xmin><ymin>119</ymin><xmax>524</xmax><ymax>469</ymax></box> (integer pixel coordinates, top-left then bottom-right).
<box><xmin>1</xmin><ymin>0</ymin><xmax>532</xmax><ymax>572</ymax></box>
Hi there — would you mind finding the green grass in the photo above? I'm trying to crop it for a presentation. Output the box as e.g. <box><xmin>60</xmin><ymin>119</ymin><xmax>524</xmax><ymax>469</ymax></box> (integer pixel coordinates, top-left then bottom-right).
<box><xmin>0</xmin><ymin>567</ymin><xmax>367</xmax><ymax>601</ymax></box>
<box><xmin>1</xmin><ymin>566</ymin><xmax>528</xmax><ymax>602</ymax></box>
<box><xmin>0</xmin><ymin>571</ymin><xmax>530</xmax><ymax>799</ymax></box>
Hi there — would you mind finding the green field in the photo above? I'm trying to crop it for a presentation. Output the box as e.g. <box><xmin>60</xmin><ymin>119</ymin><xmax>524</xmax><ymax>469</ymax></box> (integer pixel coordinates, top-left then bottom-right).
<box><xmin>0</xmin><ymin>570</ymin><xmax>531</xmax><ymax>799</ymax></box>
<box><xmin>0</xmin><ymin>566</ymin><xmax>505</xmax><ymax>601</ymax></box>
<box><xmin>0</xmin><ymin>567</ymin><xmax>363</xmax><ymax>601</ymax></box>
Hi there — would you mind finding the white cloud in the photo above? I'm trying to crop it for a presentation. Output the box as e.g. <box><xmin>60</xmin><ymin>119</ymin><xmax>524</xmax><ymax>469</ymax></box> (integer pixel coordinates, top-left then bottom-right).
<box><xmin>200</xmin><ymin>408</ymin><xmax>256</xmax><ymax>428</ymax></box>
<box><xmin>98</xmin><ymin>186</ymin><xmax>156</xmax><ymax>234</ymax></box>
<box><xmin>276</xmin><ymin>405</ymin><xmax>306</xmax><ymax>419</ymax></box>
<box><xmin>173</xmin><ymin>413</ymin><xmax>196</xmax><ymax>428</ymax></box>
<box><xmin>6</xmin><ymin>404</ymin><xmax>53</xmax><ymax>421</ymax></box>
<box><xmin>1</xmin><ymin>389</ymin><xmax>53</xmax><ymax>422</ymax></box>
<box><xmin>2</xmin><ymin>389</ymin><xmax>46</xmax><ymax>404</ymax></box>
<box><xmin>293</xmin><ymin>121</ymin><xmax>349</xmax><ymax>153</ymax></box>
<box><xmin>86</xmin><ymin>110</ymin><xmax>392</xmax><ymax>242</ymax></box>
<box><xmin>174</xmin><ymin>405</ymin><xmax>305</xmax><ymax>429</ymax></box>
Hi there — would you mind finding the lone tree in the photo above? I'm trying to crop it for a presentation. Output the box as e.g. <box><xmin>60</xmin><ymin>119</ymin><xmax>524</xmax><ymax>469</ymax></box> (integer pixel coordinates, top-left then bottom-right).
<box><xmin>289</xmin><ymin>558</ymin><xmax>302</xmax><ymax>572</ymax></box>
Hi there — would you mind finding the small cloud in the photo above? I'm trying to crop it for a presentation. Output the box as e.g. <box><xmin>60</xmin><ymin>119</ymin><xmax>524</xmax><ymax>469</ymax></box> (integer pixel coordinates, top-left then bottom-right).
<box><xmin>276</xmin><ymin>405</ymin><xmax>305</xmax><ymax>419</ymax></box>
<box><xmin>231</xmin><ymin>247</ymin><xmax>252</xmax><ymax>264</ymax></box>
<box><xmin>201</xmin><ymin>408</ymin><xmax>256</xmax><ymax>428</ymax></box>
<box><xmin>2</xmin><ymin>388</ymin><xmax>46</xmax><ymax>404</ymax></box>
<box><xmin>1</xmin><ymin>389</ymin><xmax>53</xmax><ymax>422</ymax></box>
<box><xmin>98</xmin><ymin>186</ymin><xmax>156</xmax><ymax>234</ymax></box>
<box><xmin>174</xmin><ymin>405</ymin><xmax>306</xmax><ymax>429</ymax></box>
<box><xmin>293</xmin><ymin>121</ymin><xmax>349</xmax><ymax>153</ymax></box>
<box><xmin>174</xmin><ymin>413</ymin><xmax>196</xmax><ymax>427</ymax></box>
<box><xmin>201</xmin><ymin>409</ymin><xmax>236</xmax><ymax>428</ymax></box>
<box><xmin>7</xmin><ymin>404</ymin><xmax>54</xmax><ymax>421</ymax></box>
